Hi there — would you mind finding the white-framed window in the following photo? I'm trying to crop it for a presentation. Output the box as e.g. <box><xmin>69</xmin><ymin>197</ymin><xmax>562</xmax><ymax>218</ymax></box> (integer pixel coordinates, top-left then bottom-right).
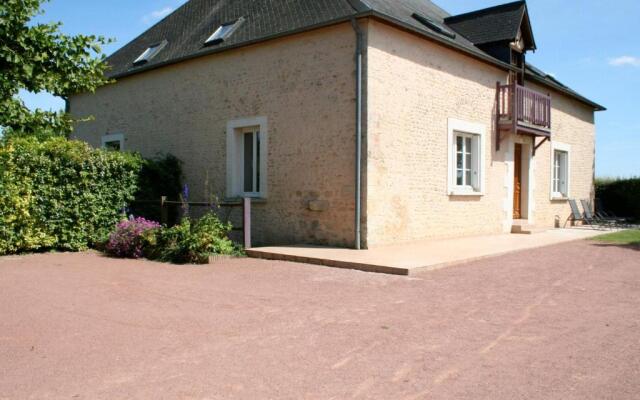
<box><xmin>226</xmin><ymin>117</ymin><xmax>268</xmax><ymax>199</ymax></box>
<box><xmin>205</xmin><ymin>17</ymin><xmax>245</xmax><ymax>45</ymax></box>
<box><xmin>550</xmin><ymin>142</ymin><xmax>570</xmax><ymax>199</ymax></box>
<box><xmin>133</xmin><ymin>40</ymin><xmax>168</xmax><ymax>65</ymax></box>
<box><xmin>101</xmin><ymin>133</ymin><xmax>124</xmax><ymax>151</ymax></box>
<box><xmin>447</xmin><ymin>118</ymin><xmax>485</xmax><ymax>195</ymax></box>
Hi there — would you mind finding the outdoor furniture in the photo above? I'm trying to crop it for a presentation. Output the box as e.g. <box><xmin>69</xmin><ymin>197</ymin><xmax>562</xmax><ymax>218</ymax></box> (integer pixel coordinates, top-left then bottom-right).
<box><xmin>579</xmin><ymin>199</ymin><xmax>618</xmax><ymax>228</ymax></box>
<box><xmin>595</xmin><ymin>198</ymin><xmax>629</xmax><ymax>222</ymax></box>
<box><xmin>568</xmin><ymin>199</ymin><xmax>607</xmax><ymax>229</ymax></box>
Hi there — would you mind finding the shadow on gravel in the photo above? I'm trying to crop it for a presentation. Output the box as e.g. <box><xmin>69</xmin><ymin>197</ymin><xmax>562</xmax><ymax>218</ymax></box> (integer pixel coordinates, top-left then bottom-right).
<box><xmin>591</xmin><ymin>242</ymin><xmax>640</xmax><ymax>252</ymax></box>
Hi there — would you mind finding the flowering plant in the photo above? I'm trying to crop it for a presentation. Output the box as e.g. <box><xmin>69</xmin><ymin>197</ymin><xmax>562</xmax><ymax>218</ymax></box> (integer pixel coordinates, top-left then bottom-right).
<box><xmin>105</xmin><ymin>217</ymin><xmax>161</xmax><ymax>258</ymax></box>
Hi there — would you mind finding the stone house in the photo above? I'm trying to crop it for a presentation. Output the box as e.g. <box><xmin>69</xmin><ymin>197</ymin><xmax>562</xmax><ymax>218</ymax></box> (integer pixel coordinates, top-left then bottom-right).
<box><xmin>69</xmin><ymin>0</ymin><xmax>605</xmax><ymax>249</ymax></box>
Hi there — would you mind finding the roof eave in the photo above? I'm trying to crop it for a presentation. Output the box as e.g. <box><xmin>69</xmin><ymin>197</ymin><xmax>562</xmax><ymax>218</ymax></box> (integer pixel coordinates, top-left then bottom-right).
<box><xmin>520</xmin><ymin>3</ymin><xmax>537</xmax><ymax>51</ymax></box>
<box><xmin>102</xmin><ymin>7</ymin><xmax>604</xmax><ymax>112</ymax></box>
<box><xmin>368</xmin><ymin>11</ymin><xmax>518</xmax><ymax>73</ymax></box>
<box><xmin>525</xmin><ymin>71</ymin><xmax>606</xmax><ymax>111</ymax></box>
<box><xmin>106</xmin><ymin>12</ymin><xmax>371</xmax><ymax>80</ymax></box>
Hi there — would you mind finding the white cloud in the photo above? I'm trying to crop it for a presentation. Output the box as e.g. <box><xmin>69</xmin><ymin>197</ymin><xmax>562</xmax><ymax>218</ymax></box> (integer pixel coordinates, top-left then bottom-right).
<box><xmin>609</xmin><ymin>56</ymin><xmax>640</xmax><ymax>67</ymax></box>
<box><xmin>142</xmin><ymin>6</ymin><xmax>174</xmax><ymax>25</ymax></box>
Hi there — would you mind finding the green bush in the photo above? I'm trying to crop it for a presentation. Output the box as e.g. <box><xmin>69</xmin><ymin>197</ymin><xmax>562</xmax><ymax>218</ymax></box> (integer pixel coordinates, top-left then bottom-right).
<box><xmin>0</xmin><ymin>136</ymin><xmax>142</xmax><ymax>255</ymax></box>
<box><xmin>129</xmin><ymin>154</ymin><xmax>182</xmax><ymax>223</ymax></box>
<box><xmin>596</xmin><ymin>177</ymin><xmax>640</xmax><ymax>222</ymax></box>
<box><xmin>150</xmin><ymin>212</ymin><xmax>238</xmax><ymax>264</ymax></box>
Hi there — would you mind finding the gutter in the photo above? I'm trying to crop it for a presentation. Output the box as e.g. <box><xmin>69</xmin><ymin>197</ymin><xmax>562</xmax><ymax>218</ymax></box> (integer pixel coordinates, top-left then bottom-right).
<box><xmin>105</xmin><ymin>7</ymin><xmax>602</xmax><ymax>111</ymax></box>
<box><xmin>351</xmin><ymin>17</ymin><xmax>363</xmax><ymax>250</ymax></box>
<box><xmin>108</xmin><ymin>15</ymin><xmax>365</xmax><ymax>81</ymax></box>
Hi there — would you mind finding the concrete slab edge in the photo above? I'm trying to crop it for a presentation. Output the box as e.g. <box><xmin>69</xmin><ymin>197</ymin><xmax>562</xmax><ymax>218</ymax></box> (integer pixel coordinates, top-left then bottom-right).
<box><xmin>245</xmin><ymin>249</ymin><xmax>410</xmax><ymax>276</ymax></box>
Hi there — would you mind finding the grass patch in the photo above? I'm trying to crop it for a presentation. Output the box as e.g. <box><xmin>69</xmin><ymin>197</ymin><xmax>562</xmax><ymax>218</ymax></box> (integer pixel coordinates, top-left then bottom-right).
<box><xmin>592</xmin><ymin>230</ymin><xmax>640</xmax><ymax>246</ymax></box>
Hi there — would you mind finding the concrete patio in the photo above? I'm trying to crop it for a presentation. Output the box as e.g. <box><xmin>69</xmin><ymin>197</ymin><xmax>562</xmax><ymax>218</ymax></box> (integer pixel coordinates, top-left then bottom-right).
<box><xmin>247</xmin><ymin>228</ymin><xmax>609</xmax><ymax>275</ymax></box>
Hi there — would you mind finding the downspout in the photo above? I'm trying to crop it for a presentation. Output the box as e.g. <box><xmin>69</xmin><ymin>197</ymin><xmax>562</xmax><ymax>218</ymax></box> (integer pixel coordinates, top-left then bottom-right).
<box><xmin>351</xmin><ymin>18</ymin><xmax>363</xmax><ymax>250</ymax></box>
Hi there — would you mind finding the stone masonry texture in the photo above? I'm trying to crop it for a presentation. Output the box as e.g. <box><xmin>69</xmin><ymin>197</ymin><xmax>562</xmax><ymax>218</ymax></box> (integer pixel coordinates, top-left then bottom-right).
<box><xmin>71</xmin><ymin>19</ymin><xmax>597</xmax><ymax>248</ymax></box>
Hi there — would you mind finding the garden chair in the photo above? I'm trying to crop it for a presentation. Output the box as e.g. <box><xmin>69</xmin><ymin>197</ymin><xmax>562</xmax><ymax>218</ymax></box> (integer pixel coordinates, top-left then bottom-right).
<box><xmin>579</xmin><ymin>199</ymin><xmax>617</xmax><ymax>228</ymax></box>
<box><xmin>568</xmin><ymin>199</ymin><xmax>607</xmax><ymax>229</ymax></box>
<box><xmin>595</xmin><ymin>198</ymin><xmax>629</xmax><ymax>222</ymax></box>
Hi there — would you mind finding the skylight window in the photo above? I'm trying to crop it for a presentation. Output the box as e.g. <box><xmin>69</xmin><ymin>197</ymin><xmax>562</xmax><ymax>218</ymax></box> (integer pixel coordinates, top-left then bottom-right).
<box><xmin>412</xmin><ymin>13</ymin><xmax>457</xmax><ymax>40</ymax></box>
<box><xmin>205</xmin><ymin>17</ymin><xmax>245</xmax><ymax>46</ymax></box>
<box><xmin>133</xmin><ymin>40</ymin><xmax>168</xmax><ymax>65</ymax></box>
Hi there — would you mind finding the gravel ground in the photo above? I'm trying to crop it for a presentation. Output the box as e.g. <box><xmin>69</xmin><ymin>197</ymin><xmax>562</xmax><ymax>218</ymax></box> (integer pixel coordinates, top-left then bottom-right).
<box><xmin>1</xmin><ymin>240</ymin><xmax>639</xmax><ymax>399</ymax></box>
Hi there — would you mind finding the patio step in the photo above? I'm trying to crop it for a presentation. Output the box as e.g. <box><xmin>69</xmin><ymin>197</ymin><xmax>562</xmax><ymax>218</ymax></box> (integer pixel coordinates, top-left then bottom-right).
<box><xmin>511</xmin><ymin>222</ymin><xmax>546</xmax><ymax>235</ymax></box>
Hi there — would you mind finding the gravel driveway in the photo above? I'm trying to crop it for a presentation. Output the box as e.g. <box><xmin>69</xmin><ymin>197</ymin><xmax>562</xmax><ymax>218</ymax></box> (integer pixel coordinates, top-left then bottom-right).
<box><xmin>1</xmin><ymin>240</ymin><xmax>639</xmax><ymax>399</ymax></box>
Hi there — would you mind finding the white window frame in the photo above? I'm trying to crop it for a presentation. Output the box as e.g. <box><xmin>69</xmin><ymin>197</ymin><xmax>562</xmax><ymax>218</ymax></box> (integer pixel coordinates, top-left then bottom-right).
<box><xmin>101</xmin><ymin>133</ymin><xmax>124</xmax><ymax>151</ymax></box>
<box><xmin>226</xmin><ymin>116</ymin><xmax>268</xmax><ymax>199</ymax></box>
<box><xmin>550</xmin><ymin>141</ymin><xmax>571</xmax><ymax>200</ymax></box>
<box><xmin>133</xmin><ymin>40</ymin><xmax>167</xmax><ymax>65</ymax></box>
<box><xmin>205</xmin><ymin>17</ymin><xmax>245</xmax><ymax>45</ymax></box>
<box><xmin>447</xmin><ymin>118</ymin><xmax>486</xmax><ymax>196</ymax></box>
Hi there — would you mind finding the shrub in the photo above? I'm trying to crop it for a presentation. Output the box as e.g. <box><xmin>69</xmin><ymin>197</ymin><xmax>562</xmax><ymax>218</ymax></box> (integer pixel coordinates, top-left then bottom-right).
<box><xmin>596</xmin><ymin>177</ymin><xmax>640</xmax><ymax>222</ymax></box>
<box><xmin>129</xmin><ymin>154</ymin><xmax>183</xmax><ymax>223</ymax></box>
<box><xmin>0</xmin><ymin>136</ymin><xmax>142</xmax><ymax>255</ymax></box>
<box><xmin>153</xmin><ymin>212</ymin><xmax>238</xmax><ymax>264</ymax></box>
<box><xmin>105</xmin><ymin>217</ymin><xmax>161</xmax><ymax>259</ymax></box>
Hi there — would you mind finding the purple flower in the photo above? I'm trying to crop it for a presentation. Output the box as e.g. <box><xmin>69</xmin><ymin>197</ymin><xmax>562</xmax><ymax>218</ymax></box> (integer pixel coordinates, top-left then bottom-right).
<box><xmin>182</xmin><ymin>184</ymin><xmax>190</xmax><ymax>201</ymax></box>
<box><xmin>105</xmin><ymin>217</ymin><xmax>161</xmax><ymax>259</ymax></box>
<box><xmin>181</xmin><ymin>184</ymin><xmax>190</xmax><ymax>218</ymax></box>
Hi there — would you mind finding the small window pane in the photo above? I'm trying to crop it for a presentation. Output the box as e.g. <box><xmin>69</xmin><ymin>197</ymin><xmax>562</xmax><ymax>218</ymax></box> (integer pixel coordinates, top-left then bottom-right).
<box><xmin>553</xmin><ymin>150</ymin><xmax>568</xmax><ymax>196</ymax></box>
<box><xmin>133</xmin><ymin>41</ymin><xmax>167</xmax><ymax>65</ymax></box>
<box><xmin>104</xmin><ymin>141</ymin><xmax>121</xmax><ymax>151</ymax></box>
<box><xmin>452</xmin><ymin>131</ymin><xmax>482</xmax><ymax>191</ymax></box>
<box><xmin>205</xmin><ymin>18</ymin><xmax>244</xmax><ymax>45</ymax></box>
<box><xmin>244</xmin><ymin>133</ymin><xmax>254</xmax><ymax>192</ymax></box>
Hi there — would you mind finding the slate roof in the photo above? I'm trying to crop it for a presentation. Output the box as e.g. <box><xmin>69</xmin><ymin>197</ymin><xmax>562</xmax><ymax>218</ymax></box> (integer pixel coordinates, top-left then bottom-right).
<box><xmin>105</xmin><ymin>0</ymin><xmax>359</xmax><ymax>79</ymax></box>
<box><xmin>444</xmin><ymin>1</ymin><xmax>530</xmax><ymax>46</ymax></box>
<box><xmin>525</xmin><ymin>64</ymin><xmax>604</xmax><ymax>110</ymax></box>
<box><xmin>104</xmin><ymin>0</ymin><xmax>603</xmax><ymax>110</ymax></box>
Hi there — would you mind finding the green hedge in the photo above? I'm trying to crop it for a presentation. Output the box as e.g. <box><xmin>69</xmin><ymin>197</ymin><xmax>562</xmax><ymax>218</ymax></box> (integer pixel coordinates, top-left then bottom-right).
<box><xmin>0</xmin><ymin>137</ymin><xmax>142</xmax><ymax>255</ymax></box>
<box><xmin>129</xmin><ymin>154</ymin><xmax>182</xmax><ymax>223</ymax></box>
<box><xmin>595</xmin><ymin>177</ymin><xmax>640</xmax><ymax>222</ymax></box>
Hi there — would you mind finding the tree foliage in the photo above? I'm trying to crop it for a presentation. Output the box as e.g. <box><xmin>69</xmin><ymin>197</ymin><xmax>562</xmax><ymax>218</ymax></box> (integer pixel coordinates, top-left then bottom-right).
<box><xmin>0</xmin><ymin>0</ymin><xmax>111</xmax><ymax>138</ymax></box>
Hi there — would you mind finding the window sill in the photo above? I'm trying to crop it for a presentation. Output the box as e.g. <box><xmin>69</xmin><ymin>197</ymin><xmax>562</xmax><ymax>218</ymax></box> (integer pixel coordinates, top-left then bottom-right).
<box><xmin>449</xmin><ymin>189</ymin><xmax>483</xmax><ymax>197</ymax></box>
<box><xmin>550</xmin><ymin>196</ymin><xmax>569</xmax><ymax>202</ymax></box>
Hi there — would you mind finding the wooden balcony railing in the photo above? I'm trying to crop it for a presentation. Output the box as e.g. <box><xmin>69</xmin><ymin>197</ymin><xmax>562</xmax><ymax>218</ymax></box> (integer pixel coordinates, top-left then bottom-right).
<box><xmin>497</xmin><ymin>82</ymin><xmax>551</xmax><ymax>133</ymax></box>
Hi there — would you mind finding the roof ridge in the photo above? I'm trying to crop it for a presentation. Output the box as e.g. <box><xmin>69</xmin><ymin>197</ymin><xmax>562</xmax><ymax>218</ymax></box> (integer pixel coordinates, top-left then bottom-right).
<box><xmin>444</xmin><ymin>0</ymin><xmax>525</xmax><ymax>23</ymax></box>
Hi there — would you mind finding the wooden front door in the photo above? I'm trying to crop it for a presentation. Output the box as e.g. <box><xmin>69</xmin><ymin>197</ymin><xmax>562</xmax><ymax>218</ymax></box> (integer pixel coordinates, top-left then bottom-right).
<box><xmin>513</xmin><ymin>144</ymin><xmax>522</xmax><ymax>219</ymax></box>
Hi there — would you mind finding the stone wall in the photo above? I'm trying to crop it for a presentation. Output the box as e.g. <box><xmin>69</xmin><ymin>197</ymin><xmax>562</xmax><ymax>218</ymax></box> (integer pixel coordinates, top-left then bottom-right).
<box><xmin>71</xmin><ymin>23</ymin><xmax>358</xmax><ymax>247</ymax></box>
<box><xmin>365</xmin><ymin>20</ymin><xmax>597</xmax><ymax>246</ymax></box>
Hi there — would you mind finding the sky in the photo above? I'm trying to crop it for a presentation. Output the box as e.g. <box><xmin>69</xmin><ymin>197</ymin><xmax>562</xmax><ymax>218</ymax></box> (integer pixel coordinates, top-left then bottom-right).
<box><xmin>20</xmin><ymin>0</ymin><xmax>640</xmax><ymax>178</ymax></box>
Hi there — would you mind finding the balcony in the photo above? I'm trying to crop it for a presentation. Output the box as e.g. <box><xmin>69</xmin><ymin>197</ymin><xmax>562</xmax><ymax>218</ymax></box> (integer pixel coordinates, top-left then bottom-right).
<box><xmin>496</xmin><ymin>82</ymin><xmax>551</xmax><ymax>151</ymax></box>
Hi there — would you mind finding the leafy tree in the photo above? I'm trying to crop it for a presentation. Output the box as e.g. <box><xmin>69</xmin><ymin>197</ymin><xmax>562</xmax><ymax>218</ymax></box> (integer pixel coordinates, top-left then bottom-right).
<box><xmin>0</xmin><ymin>0</ymin><xmax>111</xmax><ymax>139</ymax></box>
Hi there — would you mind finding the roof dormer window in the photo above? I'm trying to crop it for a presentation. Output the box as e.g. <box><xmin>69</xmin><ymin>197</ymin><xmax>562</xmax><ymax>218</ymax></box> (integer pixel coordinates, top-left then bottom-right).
<box><xmin>205</xmin><ymin>17</ymin><xmax>245</xmax><ymax>46</ymax></box>
<box><xmin>133</xmin><ymin>40</ymin><xmax>168</xmax><ymax>65</ymax></box>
